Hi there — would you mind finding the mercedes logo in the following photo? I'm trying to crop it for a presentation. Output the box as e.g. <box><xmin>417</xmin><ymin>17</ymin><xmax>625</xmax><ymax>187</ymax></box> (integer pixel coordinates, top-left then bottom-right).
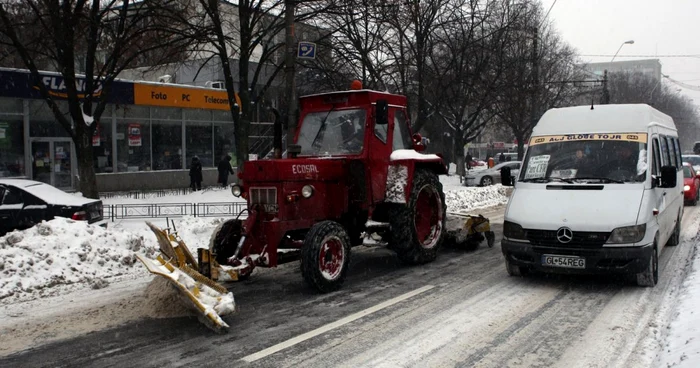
<box><xmin>557</xmin><ymin>227</ymin><xmax>573</xmax><ymax>244</ymax></box>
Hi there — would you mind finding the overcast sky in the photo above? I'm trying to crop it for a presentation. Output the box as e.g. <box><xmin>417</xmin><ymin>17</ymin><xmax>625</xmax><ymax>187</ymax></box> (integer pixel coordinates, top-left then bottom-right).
<box><xmin>540</xmin><ymin>0</ymin><xmax>700</xmax><ymax>108</ymax></box>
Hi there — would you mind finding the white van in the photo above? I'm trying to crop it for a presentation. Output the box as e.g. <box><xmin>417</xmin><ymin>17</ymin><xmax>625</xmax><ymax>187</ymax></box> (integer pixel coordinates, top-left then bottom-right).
<box><xmin>499</xmin><ymin>104</ymin><xmax>683</xmax><ymax>287</ymax></box>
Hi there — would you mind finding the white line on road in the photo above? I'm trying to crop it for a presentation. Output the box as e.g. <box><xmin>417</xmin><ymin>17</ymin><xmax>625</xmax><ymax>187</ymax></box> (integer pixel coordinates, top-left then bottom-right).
<box><xmin>240</xmin><ymin>284</ymin><xmax>436</xmax><ymax>363</ymax></box>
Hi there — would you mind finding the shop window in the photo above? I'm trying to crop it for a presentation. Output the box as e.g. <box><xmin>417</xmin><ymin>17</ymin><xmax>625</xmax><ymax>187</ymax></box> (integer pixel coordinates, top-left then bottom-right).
<box><xmin>152</xmin><ymin>120</ymin><xmax>183</xmax><ymax>170</ymax></box>
<box><xmin>185</xmin><ymin>109</ymin><xmax>212</xmax><ymax>121</ymax></box>
<box><xmin>92</xmin><ymin>121</ymin><xmax>113</xmax><ymax>173</ymax></box>
<box><xmin>214</xmin><ymin>123</ymin><xmax>236</xmax><ymax>167</ymax></box>
<box><xmin>0</xmin><ymin>117</ymin><xmax>25</xmax><ymax>177</ymax></box>
<box><xmin>0</xmin><ymin>98</ymin><xmax>22</xmax><ymax>115</ymax></box>
<box><xmin>152</xmin><ymin>107</ymin><xmax>182</xmax><ymax>121</ymax></box>
<box><xmin>186</xmin><ymin>121</ymin><xmax>213</xmax><ymax>168</ymax></box>
<box><xmin>115</xmin><ymin>105</ymin><xmax>149</xmax><ymax>119</ymax></box>
<box><xmin>117</xmin><ymin>120</ymin><xmax>151</xmax><ymax>172</ymax></box>
<box><xmin>29</xmin><ymin>100</ymin><xmax>71</xmax><ymax>137</ymax></box>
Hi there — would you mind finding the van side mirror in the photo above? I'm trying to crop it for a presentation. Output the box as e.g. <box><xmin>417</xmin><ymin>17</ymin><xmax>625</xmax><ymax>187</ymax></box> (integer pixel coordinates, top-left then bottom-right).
<box><xmin>500</xmin><ymin>166</ymin><xmax>513</xmax><ymax>186</ymax></box>
<box><xmin>660</xmin><ymin>165</ymin><xmax>677</xmax><ymax>188</ymax></box>
<box><xmin>376</xmin><ymin>99</ymin><xmax>388</xmax><ymax>125</ymax></box>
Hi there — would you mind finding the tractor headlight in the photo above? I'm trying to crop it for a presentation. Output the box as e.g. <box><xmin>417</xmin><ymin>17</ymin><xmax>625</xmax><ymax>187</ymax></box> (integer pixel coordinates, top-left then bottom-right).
<box><xmin>302</xmin><ymin>185</ymin><xmax>314</xmax><ymax>198</ymax></box>
<box><xmin>684</xmin><ymin>185</ymin><xmax>690</xmax><ymax>192</ymax></box>
<box><xmin>608</xmin><ymin>224</ymin><xmax>646</xmax><ymax>244</ymax></box>
<box><xmin>231</xmin><ymin>185</ymin><xmax>242</xmax><ymax>197</ymax></box>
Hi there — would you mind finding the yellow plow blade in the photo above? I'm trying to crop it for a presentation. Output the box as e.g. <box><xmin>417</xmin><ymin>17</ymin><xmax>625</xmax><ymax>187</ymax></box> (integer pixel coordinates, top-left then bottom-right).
<box><xmin>136</xmin><ymin>222</ymin><xmax>236</xmax><ymax>332</ymax></box>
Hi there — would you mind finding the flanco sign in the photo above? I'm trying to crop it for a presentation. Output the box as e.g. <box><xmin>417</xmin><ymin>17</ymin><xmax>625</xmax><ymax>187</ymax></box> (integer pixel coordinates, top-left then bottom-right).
<box><xmin>134</xmin><ymin>84</ymin><xmax>242</xmax><ymax>111</ymax></box>
<box><xmin>34</xmin><ymin>75</ymin><xmax>103</xmax><ymax>99</ymax></box>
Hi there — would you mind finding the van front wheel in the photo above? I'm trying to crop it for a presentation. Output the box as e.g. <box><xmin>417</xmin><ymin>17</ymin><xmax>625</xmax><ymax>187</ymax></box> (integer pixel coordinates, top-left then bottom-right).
<box><xmin>636</xmin><ymin>244</ymin><xmax>658</xmax><ymax>287</ymax></box>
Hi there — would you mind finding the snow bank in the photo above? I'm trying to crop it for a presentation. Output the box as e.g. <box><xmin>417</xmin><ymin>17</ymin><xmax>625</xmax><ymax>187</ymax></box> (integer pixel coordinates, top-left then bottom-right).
<box><xmin>444</xmin><ymin>184</ymin><xmax>510</xmax><ymax>213</ymax></box>
<box><xmin>657</xmin><ymin>229</ymin><xmax>700</xmax><ymax>368</ymax></box>
<box><xmin>0</xmin><ymin>218</ymin><xmax>158</xmax><ymax>302</ymax></box>
<box><xmin>0</xmin><ymin>216</ymin><xmax>227</xmax><ymax>304</ymax></box>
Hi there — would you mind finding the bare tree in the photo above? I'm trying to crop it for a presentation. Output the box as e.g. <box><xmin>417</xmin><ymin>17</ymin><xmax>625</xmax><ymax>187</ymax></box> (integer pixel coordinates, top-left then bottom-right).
<box><xmin>0</xmin><ymin>0</ymin><xmax>189</xmax><ymax>198</ymax></box>
<box><xmin>491</xmin><ymin>1</ymin><xmax>578</xmax><ymax>160</ymax></box>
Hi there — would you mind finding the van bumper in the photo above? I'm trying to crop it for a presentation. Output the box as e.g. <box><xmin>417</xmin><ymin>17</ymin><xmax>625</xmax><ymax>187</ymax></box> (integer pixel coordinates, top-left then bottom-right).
<box><xmin>501</xmin><ymin>240</ymin><xmax>653</xmax><ymax>275</ymax></box>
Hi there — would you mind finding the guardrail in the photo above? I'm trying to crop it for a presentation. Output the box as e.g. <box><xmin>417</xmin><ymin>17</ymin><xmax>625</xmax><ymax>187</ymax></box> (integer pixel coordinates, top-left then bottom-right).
<box><xmin>104</xmin><ymin>202</ymin><xmax>248</xmax><ymax>222</ymax></box>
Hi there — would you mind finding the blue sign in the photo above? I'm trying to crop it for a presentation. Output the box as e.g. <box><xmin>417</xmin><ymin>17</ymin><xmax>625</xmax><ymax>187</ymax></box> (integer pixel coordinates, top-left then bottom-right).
<box><xmin>0</xmin><ymin>69</ymin><xmax>134</xmax><ymax>104</ymax></box>
<box><xmin>297</xmin><ymin>42</ymin><xmax>316</xmax><ymax>59</ymax></box>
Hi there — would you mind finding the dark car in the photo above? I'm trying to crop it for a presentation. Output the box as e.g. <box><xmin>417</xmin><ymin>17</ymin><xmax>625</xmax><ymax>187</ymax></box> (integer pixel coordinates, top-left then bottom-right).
<box><xmin>0</xmin><ymin>179</ymin><xmax>106</xmax><ymax>236</ymax></box>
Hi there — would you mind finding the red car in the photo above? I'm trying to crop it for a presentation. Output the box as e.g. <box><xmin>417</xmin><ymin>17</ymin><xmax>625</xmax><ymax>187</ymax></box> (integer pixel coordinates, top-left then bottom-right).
<box><xmin>683</xmin><ymin>162</ymin><xmax>700</xmax><ymax>205</ymax></box>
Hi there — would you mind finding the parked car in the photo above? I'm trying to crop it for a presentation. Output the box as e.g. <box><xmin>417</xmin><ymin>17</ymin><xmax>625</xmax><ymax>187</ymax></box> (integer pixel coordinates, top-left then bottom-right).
<box><xmin>683</xmin><ymin>162</ymin><xmax>700</xmax><ymax>206</ymax></box>
<box><xmin>682</xmin><ymin>154</ymin><xmax>700</xmax><ymax>173</ymax></box>
<box><xmin>464</xmin><ymin>161</ymin><xmax>521</xmax><ymax>186</ymax></box>
<box><xmin>0</xmin><ymin>179</ymin><xmax>106</xmax><ymax>236</ymax></box>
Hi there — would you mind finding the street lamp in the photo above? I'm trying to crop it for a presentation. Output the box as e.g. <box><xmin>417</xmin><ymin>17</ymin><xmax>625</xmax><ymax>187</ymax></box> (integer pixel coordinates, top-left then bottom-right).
<box><xmin>611</xmin><ymin>40</ymin><xmax>634</xmax><ymax>62</ymax></box>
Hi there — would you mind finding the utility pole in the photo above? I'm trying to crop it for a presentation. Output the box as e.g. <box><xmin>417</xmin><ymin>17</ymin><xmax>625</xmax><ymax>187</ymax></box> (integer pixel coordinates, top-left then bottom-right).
<box><xmin>530</xmin><ymin>26</ymin><xmax>539</xmax><ymax>128</ymax></box>
<box><xmin>602</xmin><ymin>69</ymin><xmax>610</xmax><ymax>104</ymax></box>
<box><xmin>285</xmin><ymin>0</ymin><xmax>298</xmax><ymax>156</ymax></box>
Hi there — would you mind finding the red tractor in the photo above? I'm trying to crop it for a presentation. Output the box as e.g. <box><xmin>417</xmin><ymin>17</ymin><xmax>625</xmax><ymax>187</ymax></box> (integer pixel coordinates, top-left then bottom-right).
<box><xmin>200</xmin><ymin>88</ymin><xmax>448</xmax><ymax>292</ymax></box>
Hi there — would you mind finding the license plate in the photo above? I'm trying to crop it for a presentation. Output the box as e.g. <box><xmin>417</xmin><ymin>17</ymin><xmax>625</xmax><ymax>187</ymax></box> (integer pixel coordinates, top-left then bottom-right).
<box><xmin>541</xmin><ymin>254</ymin><xmax>585</xmax><ymax>269</ymax></box>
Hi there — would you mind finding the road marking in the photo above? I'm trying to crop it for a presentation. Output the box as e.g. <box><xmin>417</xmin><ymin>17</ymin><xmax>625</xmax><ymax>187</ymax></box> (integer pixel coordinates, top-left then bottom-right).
<box><xmin>240</xmin><ymin>284</ymin><xmax>435</xmax><ymax>363</ymax></box>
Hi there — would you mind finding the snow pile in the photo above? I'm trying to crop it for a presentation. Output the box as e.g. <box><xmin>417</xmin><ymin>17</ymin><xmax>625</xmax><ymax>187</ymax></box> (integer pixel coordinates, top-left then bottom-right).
<box><xmin>0</xmin><ymin>218</ymin><xmax>158</xmax><ymax>302</ymax></box>
<box><xmin>657</xmin><ymin>231</ymin><xmax>700</xmax><ymax>368</ymax></box>
<box><xmin>444</xmin><ymin>184</ymin><xmax>510</xmax><ymax>213</ymax></box>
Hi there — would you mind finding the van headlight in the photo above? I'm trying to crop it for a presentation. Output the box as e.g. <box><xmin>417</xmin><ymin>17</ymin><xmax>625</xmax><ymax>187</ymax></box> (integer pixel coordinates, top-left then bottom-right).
<box><xmin>301</xmin><ymin>185</ymin><xmax>314</xmax><ymax>198</ymax></box>
<box><xmin>608</xmin><ymin>224</ymin><xmax>646</xmax><ymax>244</ymax></box>
<box><xmin>504</xmin><ymin>221</ymin><xmax>528</xmax><ymax>241</ymax></box>
<box><xmin>231</xmin><ymin>185</ymin><xmax>242</xmax><ymax>197</ymax></box>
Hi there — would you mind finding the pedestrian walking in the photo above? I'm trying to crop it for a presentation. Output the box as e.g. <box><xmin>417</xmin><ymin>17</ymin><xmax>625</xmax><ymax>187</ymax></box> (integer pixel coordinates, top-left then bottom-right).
<box><xmin>217</xmin><ymin>155</ymin><xmax>234</xmax><ymax>187</ymax></box>
<box><xmin>189</xmin><ymin>156</ymin><xmax>203</xmax><ymax>191</ymax></box>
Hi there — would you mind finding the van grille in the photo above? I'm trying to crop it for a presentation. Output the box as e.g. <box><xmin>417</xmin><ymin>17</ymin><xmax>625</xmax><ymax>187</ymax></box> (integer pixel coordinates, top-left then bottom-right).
<box><xmin>527</xmin><ymin>229</ymin><xmax>609</xmax><ymax>248</ymax></box>
<box><xmin>250</xmin><ymin>187</ymin><xmax>278</xmax><ymax>213</ymax></box>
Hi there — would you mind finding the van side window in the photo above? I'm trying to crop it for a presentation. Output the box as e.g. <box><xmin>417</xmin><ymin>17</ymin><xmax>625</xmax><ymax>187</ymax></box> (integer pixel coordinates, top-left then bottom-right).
<box><xmin>652</xmin><ymin>138</ymin><xmax>661</xmax><ymax>176</ymax></box>
<box><xmin>667</xmin><ymin>136</ymin><xmax>677</xmax><ymax>169</ymax></box>
<box><xmin>673</xmin><ymin>138</ymin><xmax>682</xmax><ymax>169</ymax></box>
<box><xmin>659</xmin><ymin>136</ymin><xmax>670</xmax><ymax>167</ymax></box>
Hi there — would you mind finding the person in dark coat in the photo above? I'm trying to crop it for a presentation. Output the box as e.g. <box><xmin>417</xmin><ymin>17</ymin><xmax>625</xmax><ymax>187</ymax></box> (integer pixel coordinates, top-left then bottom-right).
<box><xmin>217</xmin><ymin>155</ymin><xmax>234</xmax><ymax>187</ymax></box>
<box><xmin>189</xmin><ymin>156</ymin><xmax>203</xmax><ymax>191</ymax></box>
<box><xmin>499</xmin><ymin>152</ymin><xmax>506</xmax><ymax>163</ymax></box>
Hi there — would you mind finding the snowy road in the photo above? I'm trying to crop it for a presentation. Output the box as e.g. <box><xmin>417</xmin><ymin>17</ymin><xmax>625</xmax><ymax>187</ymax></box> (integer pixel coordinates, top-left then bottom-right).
<box><xmin>1</xmin><ymin>204</ymin><xmax>698</xmax><ymax>368</ymax></box>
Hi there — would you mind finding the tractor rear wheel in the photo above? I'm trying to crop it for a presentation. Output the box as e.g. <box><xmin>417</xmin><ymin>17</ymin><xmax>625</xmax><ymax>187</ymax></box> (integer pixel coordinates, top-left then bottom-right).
<box><xmin>301</xmin><ymin>221</ymin><xmax>351</xmax><ymax>293</ymax></box>
<box><xmin>389</xmin><ymin>169</ymin><xmax>446</xmax><ymax>265</ymax></box>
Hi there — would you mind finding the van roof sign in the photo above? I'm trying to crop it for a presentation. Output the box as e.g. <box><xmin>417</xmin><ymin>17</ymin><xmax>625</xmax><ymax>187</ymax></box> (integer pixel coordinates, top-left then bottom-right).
<box><xmin>529</xmin><ymin>133</ymin><xmax>648</xmax><ymax>146</ymax></box>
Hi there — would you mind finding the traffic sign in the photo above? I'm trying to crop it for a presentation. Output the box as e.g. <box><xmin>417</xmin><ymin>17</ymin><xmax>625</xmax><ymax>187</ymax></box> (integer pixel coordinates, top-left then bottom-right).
<box><xmin>297</xmin><ymin>42</ymin><xmax>316</xmax><ymax>59</ymax></box>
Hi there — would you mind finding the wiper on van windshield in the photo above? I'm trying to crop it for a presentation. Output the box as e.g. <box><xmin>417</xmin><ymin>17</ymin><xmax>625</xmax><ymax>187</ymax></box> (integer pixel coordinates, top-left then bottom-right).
<box><xmin>573</xmin><ymin>176</ymin><xmax>625</xmax><ymax>184</ymax></box>
<box><xmin>520</xmin><ymin>177</ymin><xmax>575</xmax><ymax>184</ymax></box>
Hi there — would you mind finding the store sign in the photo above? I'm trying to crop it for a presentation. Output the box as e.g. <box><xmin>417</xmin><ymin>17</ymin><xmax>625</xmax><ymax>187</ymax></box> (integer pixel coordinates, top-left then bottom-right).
<box><xmin>128</xmin><ymin>123</ymin><xmax>142</xmax><ymax>147</ymax></box>
<box><xmin>133</xmin><ymin>84</ymin><xmax>242</xmax><ymax>112</ymax></box>
<box><xmin>34</xmin><ymin>75</ymin><xmax>103</xmax><ymax>99</ymax></box>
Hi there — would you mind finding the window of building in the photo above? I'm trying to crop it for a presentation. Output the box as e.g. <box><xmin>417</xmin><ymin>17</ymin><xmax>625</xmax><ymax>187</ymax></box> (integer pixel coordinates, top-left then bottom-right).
<box><xmin>0</xmin><ymin>117</ymin><xmax>25</xmax><ymax>177</ymax></box>
<box><xmin>29</xmin><ymin>100</ymin><xmax>71</xmax><ymax>137</ymax></box>
<box><xmin>93</xmin><ymin>120</ymin><xmax>113</xmax><ymax>173</ymax></box>
<box><xmin>116</xmin><ymin>120</ymin><xmax>151</xmax><ymax>172</ymax></box>
<box><xmin>186</xmin><ymin>121</ymin><xmax>213</xmax><ymax>168</ymax></box>
<box><xmin>214</xmin><ymin>122</ymin><xmax>236</xmax><ymax>167</ymax></box>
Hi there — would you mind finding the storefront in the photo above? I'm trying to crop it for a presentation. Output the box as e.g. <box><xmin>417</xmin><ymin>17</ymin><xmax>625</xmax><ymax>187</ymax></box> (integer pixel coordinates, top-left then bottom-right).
<box><xmin>0</xmin><ymin>68</ymin><xmax>255</xmax><ymax>191</ymax></box>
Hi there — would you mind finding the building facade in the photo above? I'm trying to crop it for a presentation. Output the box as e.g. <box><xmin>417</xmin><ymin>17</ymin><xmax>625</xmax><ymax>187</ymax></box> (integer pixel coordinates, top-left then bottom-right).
<box><xmin>0</xmin><ymin>68</ymin><xmax>272</xmax><ymax>192</ymax></box>
<box><xmin>582</xmin><ymin>59</ymin><xmax>663</xmax><ymax>81</ymax></box>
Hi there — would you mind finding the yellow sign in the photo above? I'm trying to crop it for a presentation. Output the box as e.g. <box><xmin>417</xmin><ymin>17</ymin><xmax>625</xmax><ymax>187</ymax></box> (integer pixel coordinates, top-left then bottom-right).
<box><xmin>529</xmin><ymin>133</ymin><xmax>648</xmax><ymax>146</ymax></box>
<box><xmin>133</xmin><ymin>84</ymin><xmax>242</xmax><ymax>111</ymax></box>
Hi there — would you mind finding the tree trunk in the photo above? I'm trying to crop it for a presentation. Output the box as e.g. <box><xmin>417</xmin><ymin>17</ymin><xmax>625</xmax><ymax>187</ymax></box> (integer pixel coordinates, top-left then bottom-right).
<box><xmin>455</xmin><ymin>135</ymin><xmax>466</xmax><ymax>177</ymax></box>
<box><xmin>76</xmin><ymin>131</ymin><xmax>99</xmax><ymax>199</ymax></box>
<box><xmin>516</xmin><ymin>133</ymin><xmax>526</xmax><ymax>161</ymax></box>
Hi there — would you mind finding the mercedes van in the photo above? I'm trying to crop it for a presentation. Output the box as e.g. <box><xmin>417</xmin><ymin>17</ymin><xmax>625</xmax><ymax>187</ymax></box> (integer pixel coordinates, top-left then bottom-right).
<box><xmin>499</xmin><ymin>104</ymin><xmax>683</xmax><ymax>287</ymax></box>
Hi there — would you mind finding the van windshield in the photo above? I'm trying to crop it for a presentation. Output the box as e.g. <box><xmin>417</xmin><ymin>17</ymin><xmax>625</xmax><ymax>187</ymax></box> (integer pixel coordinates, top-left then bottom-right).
<box><xmin>519</xmin><ymin>133</ymin><xmax>648</xmax><ymax>183</ymax></box>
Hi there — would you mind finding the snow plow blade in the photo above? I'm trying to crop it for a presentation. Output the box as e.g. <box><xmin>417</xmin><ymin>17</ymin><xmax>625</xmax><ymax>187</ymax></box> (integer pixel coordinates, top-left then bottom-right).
<box><xmin>136</xmin><ymin>222</ymin><xmax>236</xmax><ymax>332</ymax></box>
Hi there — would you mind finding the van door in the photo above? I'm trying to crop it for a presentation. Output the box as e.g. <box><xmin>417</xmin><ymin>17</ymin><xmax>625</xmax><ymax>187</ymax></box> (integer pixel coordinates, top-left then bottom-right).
<box><xmin>656</xmin><ymin>136</ymin><xmax>678</xmax><ymax>244</ymax></box>
<box><xmin>650</xmin><ymin>136</ymin><xmax>668</xmax><ymax>242</ymax></box>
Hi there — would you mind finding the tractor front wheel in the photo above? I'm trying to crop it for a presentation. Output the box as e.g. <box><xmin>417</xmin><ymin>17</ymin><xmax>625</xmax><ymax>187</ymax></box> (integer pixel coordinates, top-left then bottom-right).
<box><xmin>209</xmin><ymin>219</ymin><xmax>244</xmax><ymax>265</ymax></box>
<box><xmin>389</xmin><ymin>169</ymin><xmax>446</xmax><ymax>265</ymax></box>
<box><xmin>301</xmin><ymin>221</ymin><xmax>351</xmax><ymax>293</ymax></box>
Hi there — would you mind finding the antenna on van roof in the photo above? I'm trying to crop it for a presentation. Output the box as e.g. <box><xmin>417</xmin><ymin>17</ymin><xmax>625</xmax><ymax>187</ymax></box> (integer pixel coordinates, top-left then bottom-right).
<box><xmin>590</xmin><ymin>95</ymin><xmax>595</xmax><ymax>110</ymax></box>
